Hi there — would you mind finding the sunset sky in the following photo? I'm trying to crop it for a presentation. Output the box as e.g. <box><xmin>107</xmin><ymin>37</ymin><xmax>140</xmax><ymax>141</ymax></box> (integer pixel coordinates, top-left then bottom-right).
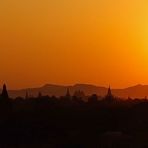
<box><xmin>0</xmin><ymin>0</ymin><xmax>148</xmax><ymax>89</ymax></box>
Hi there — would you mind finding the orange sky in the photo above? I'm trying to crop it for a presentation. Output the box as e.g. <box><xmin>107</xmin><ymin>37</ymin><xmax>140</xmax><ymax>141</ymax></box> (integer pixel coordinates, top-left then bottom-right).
<box><xmin>0</xmin><ymin>0</ymin><xmax>148</xmax><ymax>89</ymax></box>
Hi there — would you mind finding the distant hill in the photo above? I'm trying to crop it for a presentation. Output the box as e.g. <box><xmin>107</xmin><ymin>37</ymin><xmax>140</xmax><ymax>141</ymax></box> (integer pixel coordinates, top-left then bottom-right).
<box><xmin>3</xmin><ymin>84</ymin><xmax>148</xmax><ymax>99</ymax></box>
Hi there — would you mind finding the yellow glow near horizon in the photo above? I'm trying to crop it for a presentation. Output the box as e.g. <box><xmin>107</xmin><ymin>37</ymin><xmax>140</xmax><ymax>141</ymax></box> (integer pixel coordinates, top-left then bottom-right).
<box><xmin>0</xmin><ymin>0</ymin><xmax>148</xmax><ymax>89</ymax></box>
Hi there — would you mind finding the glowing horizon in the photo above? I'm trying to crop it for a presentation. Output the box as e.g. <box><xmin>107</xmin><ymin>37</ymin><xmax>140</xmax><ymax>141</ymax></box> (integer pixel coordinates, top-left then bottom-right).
<box><xmin>0</xmin><ymin>0</ymin><xmax>148</xmax><ymax>89</ymax></box>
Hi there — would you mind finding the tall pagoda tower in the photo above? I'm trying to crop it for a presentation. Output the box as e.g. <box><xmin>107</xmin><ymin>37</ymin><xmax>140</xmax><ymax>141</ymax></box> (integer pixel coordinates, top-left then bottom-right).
<box><xmin>105</xmin><ymin>86</ymin><xmax>114</xmax><ymax>101</ymax></box>
<box><xmin>1</xmin><ymin>84</ymin><xmax>9</xmax><ymax>99</ymax></box>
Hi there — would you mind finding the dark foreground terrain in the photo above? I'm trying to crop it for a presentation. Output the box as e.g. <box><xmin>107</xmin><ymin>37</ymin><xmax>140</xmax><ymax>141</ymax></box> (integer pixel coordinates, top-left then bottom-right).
<box><xmin>1</xmin><ymin>94</ymin><xmax>148</xmax><ymax>148</ymax></box>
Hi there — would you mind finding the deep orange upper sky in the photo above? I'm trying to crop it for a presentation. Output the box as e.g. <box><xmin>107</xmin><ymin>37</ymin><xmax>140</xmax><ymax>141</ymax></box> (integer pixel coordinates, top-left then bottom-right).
<box><xmin>0</xmin><ymin>0</ymin><xmax>148</xmax><ymax>89</ymax></box>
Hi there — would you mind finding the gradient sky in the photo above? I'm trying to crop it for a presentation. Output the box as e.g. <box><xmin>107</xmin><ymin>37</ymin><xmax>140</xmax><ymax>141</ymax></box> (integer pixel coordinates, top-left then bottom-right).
<box><xmin>0</xmin><ymin>0</ymin><xmax>148</xmax><ymax>89</ymax></box>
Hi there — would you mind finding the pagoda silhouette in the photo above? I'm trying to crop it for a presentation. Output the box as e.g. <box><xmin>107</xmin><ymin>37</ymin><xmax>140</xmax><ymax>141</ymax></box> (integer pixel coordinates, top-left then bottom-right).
<box><xmin>1</xmin><ymin>84</ymin><xmax>9</xmax><ymax>99</ymax></box>
<box><xmin>0</xmin><ymin>84</ymin><xmax>11</xmax><ymax>112</ymax></box>
<box><xmin>65</xmin><ymin>88</ymin><xmax>71</xmax><ymax>98</ymax></box>
<box><xmin>104</xmin><ymin>86</ymin><xmax>114</xmax><ymax>102</ymax></box>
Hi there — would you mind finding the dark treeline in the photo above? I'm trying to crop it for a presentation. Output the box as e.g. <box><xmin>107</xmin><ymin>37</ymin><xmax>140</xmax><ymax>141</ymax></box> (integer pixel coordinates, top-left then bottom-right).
<box><xmin>1</xmin><ymin>84</ymin><xmax>148</xmax><ymax>148</ymax></box>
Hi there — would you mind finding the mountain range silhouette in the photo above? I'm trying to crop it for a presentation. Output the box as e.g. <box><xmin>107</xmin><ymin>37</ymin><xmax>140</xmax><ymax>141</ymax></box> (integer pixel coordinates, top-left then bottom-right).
<box><xmin>3</xmin><ymin>84</ymin><xmax>148</xmax><ymax>99</ymax></box>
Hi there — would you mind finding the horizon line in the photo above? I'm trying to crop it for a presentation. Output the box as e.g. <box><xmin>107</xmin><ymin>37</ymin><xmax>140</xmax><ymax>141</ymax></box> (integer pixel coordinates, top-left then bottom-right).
<box><xmin>0</xmin><ymin>83</ymin><xmax>146</xmax><ymax>90</ymax></box>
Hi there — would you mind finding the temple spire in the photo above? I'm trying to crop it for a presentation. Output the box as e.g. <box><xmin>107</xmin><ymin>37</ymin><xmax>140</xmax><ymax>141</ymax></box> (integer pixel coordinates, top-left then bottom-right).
<box><xmin>1</xmin><ymin>84</ymin><xmax>9</xmax><ymax>99</ymax></box>
<box><xmin>107</xmin><ymin>86</ymin><xmax>112</xmax><ymax>96</ymax></box>
<box><xmin>66</xmin><ymin>88</ymin><xmax>71</xmax><ymax>98</ymax></box>
<box><xmin>105</xmin><ymin>86</ymin><xmax>114</xmax><ymax>101</ymax></box>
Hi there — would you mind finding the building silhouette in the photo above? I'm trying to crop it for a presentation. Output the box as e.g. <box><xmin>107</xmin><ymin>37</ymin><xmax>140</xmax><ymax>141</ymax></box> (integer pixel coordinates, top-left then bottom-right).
<box><xmin>105</xmin><ymin>86</ymin><xmax>114</xmax><ymax>102</ymax></box>
<box><xmin>38</xmin><ymin>92</ymin><xmax>42</xmax><ymax>98</ymax></box>
<box><xmin>65</xmin><ymin>88</ymin><xmax>71</xmax><ymax>98</ymax></box>
<box><xmin>73</xmin><ymin>90</ymin><xmax>85</xmax><ymax>99</ymax></box>
<box><xmin>25</xmin><ymin>91</ymin><xmax>29</xmax><ymax>99</ymax></box>
<box><xmin>1</xmin><ymin>84</ymin><xmax>9</xmax><ymax>99</ymax></box>
<box><xmin>88</xmin><ymin>94</ymin><xmax>98</xmax><ymax>103</ymax></box>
